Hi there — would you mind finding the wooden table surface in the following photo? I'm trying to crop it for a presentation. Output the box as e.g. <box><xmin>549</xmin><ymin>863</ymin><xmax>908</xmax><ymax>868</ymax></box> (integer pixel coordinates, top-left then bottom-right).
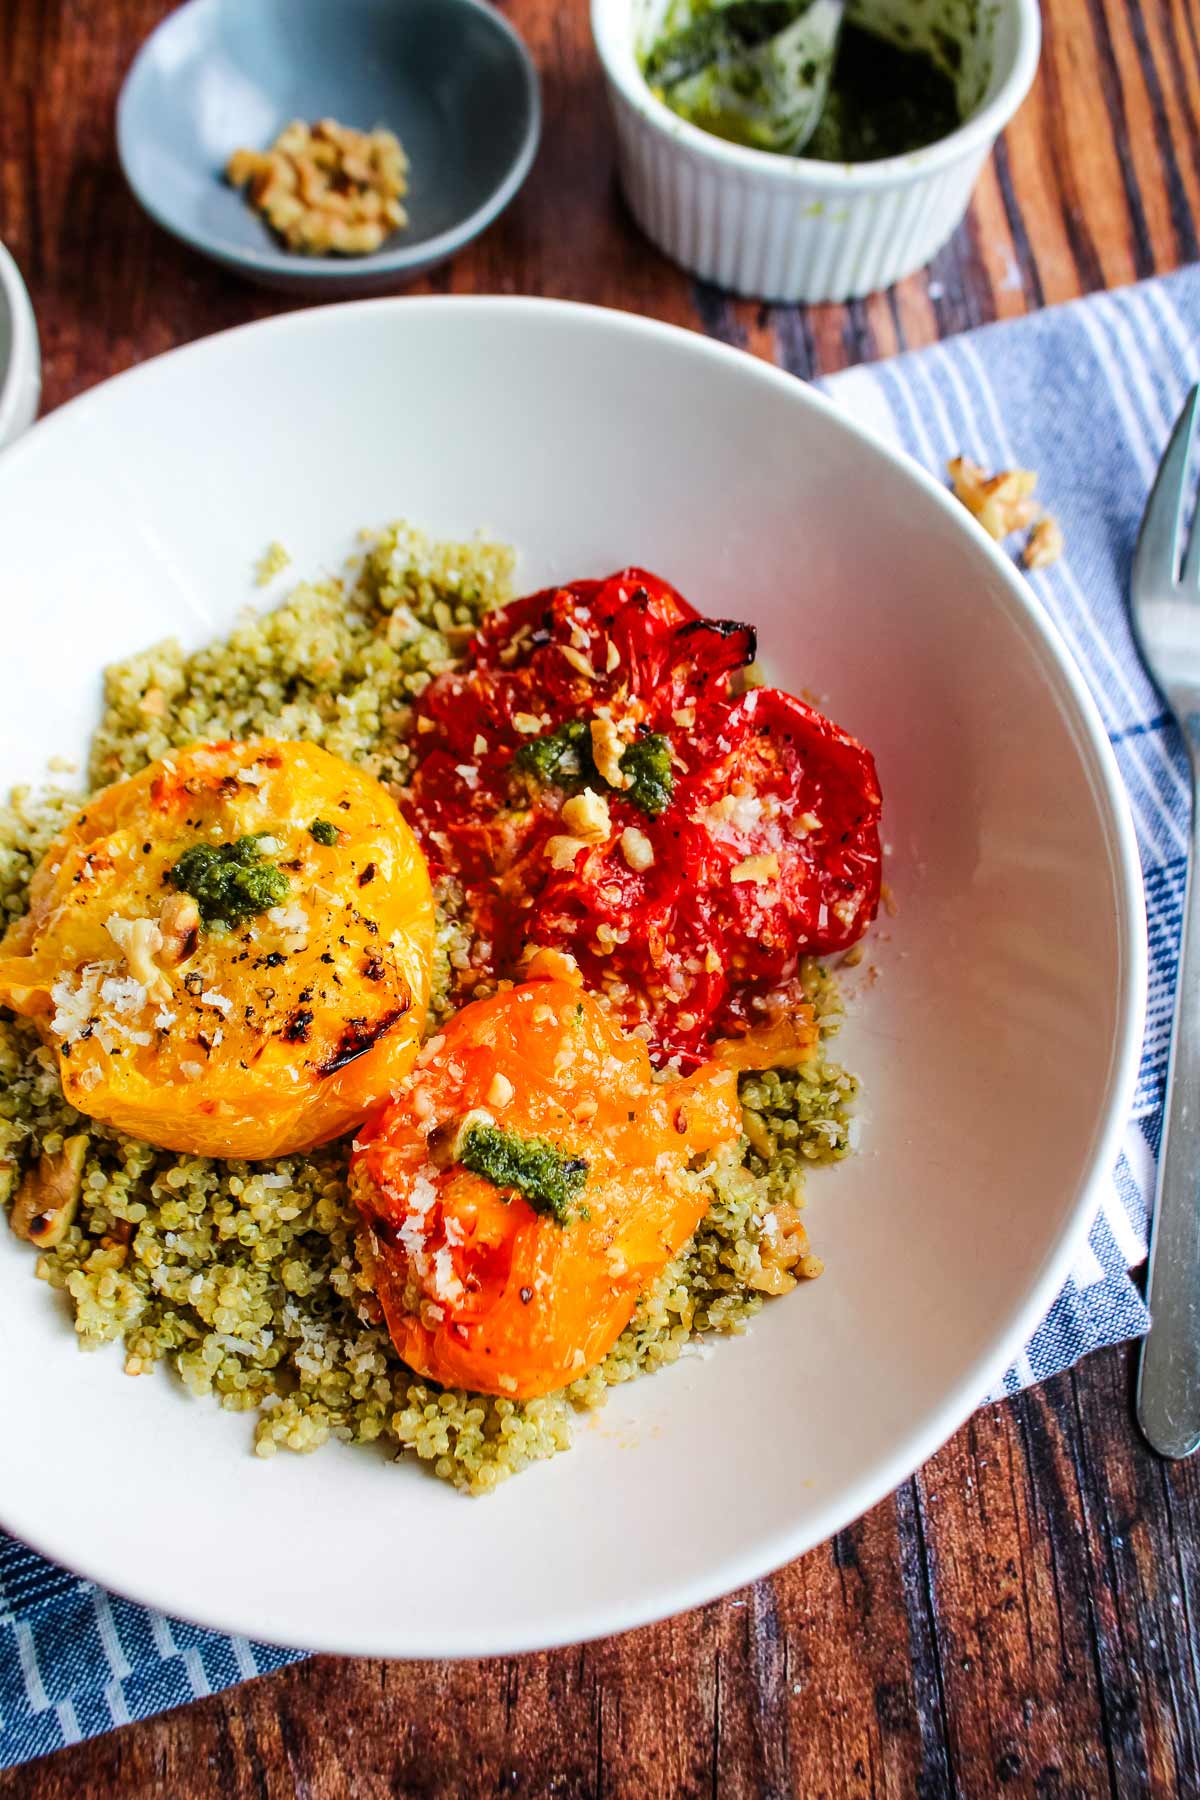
<box><xmin>2</xmin><ymin>0</ymin><xmax>1200</xmax><ymax>1793</ymax></box>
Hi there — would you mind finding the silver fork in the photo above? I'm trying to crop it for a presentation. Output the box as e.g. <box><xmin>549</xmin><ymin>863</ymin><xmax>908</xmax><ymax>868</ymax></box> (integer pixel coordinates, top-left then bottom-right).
<box><xmin>1132</xmin><ymin>384</ymin><xmax>1200</xmax><ymax>1458</ymax></box>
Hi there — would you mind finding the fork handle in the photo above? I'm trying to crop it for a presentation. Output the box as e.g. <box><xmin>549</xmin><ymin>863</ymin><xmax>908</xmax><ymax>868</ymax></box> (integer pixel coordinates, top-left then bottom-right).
<box><xmin>1138</xmin><ymin>754</ymin><xmax>1200</xmax><ymax>1457</ymax></box>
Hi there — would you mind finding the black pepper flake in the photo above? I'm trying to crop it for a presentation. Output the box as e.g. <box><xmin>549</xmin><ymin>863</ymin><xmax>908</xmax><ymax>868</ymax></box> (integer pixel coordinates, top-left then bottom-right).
<box><xmin>519</xmin><ymin>1286</ymin><xmax>533</xmax><ymax>1305</ymax></box>
<box><xmin>363</xmin><ymin>954</ymin><xmax>385</xmax><ymax>981</ymax></box>
<box><xmin>142</xmin><ymin>841</ymin><xmax>152</xmax><ymax>854</ymax></box>
<box><xmin>283</xmin><ymin>1008</ymin><xmax>314</xmax><ymax>1043</ymax></box>
<box><xmin>358</xmin><ymin>862</ymin><xmax>377</xmax><ymax>888</ymax></box>
<box><xmin>338</xmin><ymin>799</ymin><xmax>351</xmax><ymax>810</ymax></box>
<box><xmin>184</xmin><ymin>973</ymin><xmax>204</xmax><ymax>996</ymax></box>
<box><xmin>319</xmin><ymin>952</ymin><xmax>335</xmax><ymax>964</ymax></box>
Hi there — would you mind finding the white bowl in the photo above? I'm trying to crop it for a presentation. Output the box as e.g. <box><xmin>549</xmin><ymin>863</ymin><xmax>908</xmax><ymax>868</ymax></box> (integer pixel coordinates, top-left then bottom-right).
<box><xmin>0</xmin><ymin>243</ymin><xmax>40</xmax><ymax>450</ymax></box>
<box><xmin>592</xmin><ymin>0</ymin><xmax>1041</xmax><ymax>302</ymax></box>
<box><xmin>0</xmin><ymin>299</ymin><xmax>1143</xmax><ymax>1656</ymax></box>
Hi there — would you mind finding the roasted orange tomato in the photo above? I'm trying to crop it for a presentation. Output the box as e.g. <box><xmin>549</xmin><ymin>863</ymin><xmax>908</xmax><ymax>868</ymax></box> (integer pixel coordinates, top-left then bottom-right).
<box><xmin>351</xmin><ymin>977</ymin><xmax>742</xmax><ymax>1398</ymax></box>
<box><xmin>0</xmin><ymin>740</ymin><xmax>434</xmax><ymax>1158</ymax></box>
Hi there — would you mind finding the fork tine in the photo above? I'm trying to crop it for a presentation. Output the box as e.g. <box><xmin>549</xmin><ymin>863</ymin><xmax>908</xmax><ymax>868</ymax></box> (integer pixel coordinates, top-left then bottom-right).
<box><xmin>1134</xmin><ymin>384</ymin><xmax>1200</xmax><ymax>596</ymax></box>
<box><xmin>1184</xmin><ymin>391</ymin><xmax>1200</xmax><ymax>588</ymax></box>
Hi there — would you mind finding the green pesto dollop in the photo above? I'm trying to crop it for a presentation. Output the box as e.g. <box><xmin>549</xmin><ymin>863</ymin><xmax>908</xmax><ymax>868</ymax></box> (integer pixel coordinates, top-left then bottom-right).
<box><xmin>513</xmin><ymin>718</ymin><xmax>596</xmax><ymax>789</ymax></box>
<box><xmin>167</xmin><ymin>835</ymin><xmax>290</xmax><ymax>927</ymax></box>
<box><xmin>513</xmin><ymin>720</ymin><xmax>675</xmax><ymax>819</ymax></box>
<box><xmin>619</xmin><ymin>734</ymin><xmax>675</xmax><ymax>819</ymax></box>
<box><xmin>459</xmin><ymin>1123</ymin><xmax>589</xmax><ymax>1227</ymax></box>
<box><xmin>309</xmin><ymin>818</ymin><xmax>339</xmax><ymax>846</ymax></box>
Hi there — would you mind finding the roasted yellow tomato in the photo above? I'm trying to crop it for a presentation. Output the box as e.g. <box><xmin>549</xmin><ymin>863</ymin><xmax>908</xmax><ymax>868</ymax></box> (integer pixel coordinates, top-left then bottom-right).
<box><xmin>352</xmin><ymin>977</ymin><xmax>742</xmax><ymax>1399</ymax></box>
<box><xmin>0</xmin><ymin>740</ymin><xmax>434</xmax><ymax>1158</ymax></box>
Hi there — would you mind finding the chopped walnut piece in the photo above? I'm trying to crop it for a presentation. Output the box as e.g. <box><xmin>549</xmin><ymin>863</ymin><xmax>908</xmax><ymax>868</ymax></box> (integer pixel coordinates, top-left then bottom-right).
<box><xmin>948</xmin><ymin>456</ymin><xmax>1040</xmax><ymax>541</ymax></box>
<box><xmin>619</xmin><ymin>826</ymin><xmax>655</xmax><ymax>872</ymax></box>
<box><xmin>1023</xmin><ymin>515</ymin><xmax>1064</xmax><ymax>571</ymax></box>
<box><xmin>749</xmin><ymin>1201</ymin><xmax>813</xmax><ymax>1296</ymax></box>
<box><xmin>226</xmin><ymin>119</ymin><xmax>409</xmax><ymax>257</ymax></box>
<box><xmin>158</xmin><ymin>893</ymin><xmax>201</xmax><ymax>967</ymax></box>
<box><xmin>10</xmin><ymin>1135</ymin><xmax>88</xmax><ymax>1248</ymax></box>
<box><xmin>545</xmin><ymin>834</ymin><xmax>590</xmax><ymax>871</ymax></box>
<box><xmin>560</xmin><ymin>788</ymin><xmax>611</xmax><ymax>844</ymax></box>
<box><xmin>589</xmin><ymin>716</ymin><xmax>630</xmax><ymax>791</ymax></box>
<box><xmin>486</xmin><ymin>1071</ymin><xmax>515</xmax><ymax>1109</ymax></box>
<box><xmin>519</xmin><ymin>945</ymin><xmax>583</xmax><ymax>986</ymax></box>
<box><xmin>559</xmin><ymin>644</ymin><xmax>597</xmax><ymax>680</ymax></box>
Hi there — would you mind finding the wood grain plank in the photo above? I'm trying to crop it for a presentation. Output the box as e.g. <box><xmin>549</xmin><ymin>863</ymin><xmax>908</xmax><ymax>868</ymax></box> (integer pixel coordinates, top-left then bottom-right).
<box><xmin>965</xmin><ymin>159</ymin><xmax>1038</xmax><ymax>322</ymax></box>
<box><xmin>918</xmin><ymin>1391</ymin><xmax>1117</xmax><ymax>1797</ymax></box>
<box><xmin>5</xmin><ymin>1351</ymin><xmax>1200</xmax><ymax>1797</ymax></box>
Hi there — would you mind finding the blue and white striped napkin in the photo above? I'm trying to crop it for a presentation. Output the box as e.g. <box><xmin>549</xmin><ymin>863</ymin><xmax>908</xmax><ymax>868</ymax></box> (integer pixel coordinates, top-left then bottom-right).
<box><xmin>823</xmin><ymin>266</ymin><xmax>1199</xmax><ymax>1397</ymax></box>
<box><xmin>2</xmin><ymin>265</ymin><xmax>1196</xmax><ymax>1769</ymax></box>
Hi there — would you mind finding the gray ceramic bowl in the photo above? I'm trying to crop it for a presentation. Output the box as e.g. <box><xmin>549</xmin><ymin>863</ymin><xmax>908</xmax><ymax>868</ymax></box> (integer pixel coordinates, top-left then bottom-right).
<box><xmin>117</xmin><ymin>0</ymin><xmax>541</xmax><ymax>296</ymax></box>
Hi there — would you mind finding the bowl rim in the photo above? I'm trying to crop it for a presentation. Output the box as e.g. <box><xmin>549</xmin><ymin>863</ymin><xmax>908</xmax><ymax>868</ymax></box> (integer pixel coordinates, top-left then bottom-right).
<box><xmin>0</xmin><ymin>296</ymin><xmax>1147</xmax><ymax>1657</ymax></box>
<box><xmin>0</xmin><ymin>242</ymin><xmax>41</xmax><ymax>451</ymax></box>
<box><xmin>115</xmin><ymin>0</ymin><xmax>542</xmax><ymax>283</ymax></box>
<box><xmin>591</xmin><ymin>0</ymin><xmax>1042</xmax><ymax>191</ymax></box>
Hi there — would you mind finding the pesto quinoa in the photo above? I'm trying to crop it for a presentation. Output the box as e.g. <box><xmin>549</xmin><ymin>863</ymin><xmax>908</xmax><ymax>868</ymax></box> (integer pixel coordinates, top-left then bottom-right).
<box><xmin>0</xmin><ymin>522</ymin><xmax>859</xmax><ymax>1494</ymax></box>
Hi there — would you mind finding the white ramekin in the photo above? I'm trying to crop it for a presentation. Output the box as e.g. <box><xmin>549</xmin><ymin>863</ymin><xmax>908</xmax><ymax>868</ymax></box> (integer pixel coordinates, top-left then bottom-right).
<box><xmin>0</xmin><ymin>243</ymin><xmax>40</xmax><ymax>451</ymax></box>
<box><xmin>592</xmin><ymin>0</ymin><xmax>1041</xmax><ymax>304</ymax></box>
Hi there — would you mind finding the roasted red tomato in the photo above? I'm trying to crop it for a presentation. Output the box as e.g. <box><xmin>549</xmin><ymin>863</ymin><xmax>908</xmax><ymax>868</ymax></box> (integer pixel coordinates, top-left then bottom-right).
<box><xmin>404</xmin><ymin>570</ymin><xmax>881</xmax><ymax>1065</ymax></box>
